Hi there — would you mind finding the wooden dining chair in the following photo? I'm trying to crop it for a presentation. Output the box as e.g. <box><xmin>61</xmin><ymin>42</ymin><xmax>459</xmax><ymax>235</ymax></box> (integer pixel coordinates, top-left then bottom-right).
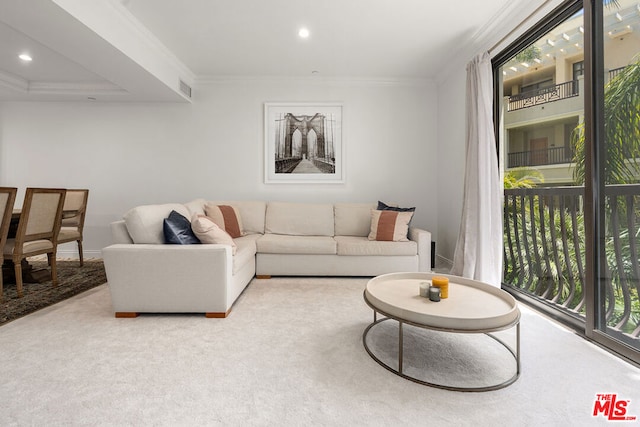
<box><xmin>0</xmin><ymin>187</ymin><xmax>18</xmax><ymax>302</ymax></box>
<box><xmin>2</xmin><ymin>188</ymin><xmax>66</xmax><ymax>298</ymax></box>
<box><xmin>57</xmin><ymin>189</ymin><xmax>89</xmax><ymax>266</ymax></box>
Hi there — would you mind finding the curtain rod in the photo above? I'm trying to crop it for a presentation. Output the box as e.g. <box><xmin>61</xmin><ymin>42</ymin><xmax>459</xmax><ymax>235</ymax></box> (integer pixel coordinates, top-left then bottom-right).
<box><xmin>488</xmin><ymin>0</ymin><xmax>557</xmax><ymax>55</ymax></box>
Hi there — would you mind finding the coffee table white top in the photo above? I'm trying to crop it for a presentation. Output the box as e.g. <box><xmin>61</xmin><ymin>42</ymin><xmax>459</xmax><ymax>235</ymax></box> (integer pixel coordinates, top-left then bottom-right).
<box><xmin>365</xmin><ymin>272</ymin><xmax>520</xmax><ymax>331</ymax></box>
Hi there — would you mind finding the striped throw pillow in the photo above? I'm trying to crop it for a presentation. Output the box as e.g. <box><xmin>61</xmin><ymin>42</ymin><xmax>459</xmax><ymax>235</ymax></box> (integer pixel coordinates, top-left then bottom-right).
<box><xmin>204</xmin><ymin>204</ymin><xmax>245</xmax><ymax>238</ymax></box>
<box><xmin>368</xmin><ymin>209</ymin><xmax>413</xmax><ymax>242</ymax></box>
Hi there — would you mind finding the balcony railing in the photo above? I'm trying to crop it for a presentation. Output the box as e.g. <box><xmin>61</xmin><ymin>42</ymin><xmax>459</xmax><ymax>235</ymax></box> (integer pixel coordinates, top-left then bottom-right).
<box><xmin>507</xmin><ymin>80</ymin><xmax>579</xmax><ymax>111</ymax></box>
<box><xmin>609</xmin><ymin>66</ymin><xmax>626</xmax><ymax>81</ymax></box>
<box><xmin>508</xmin><ymin>146</ymin><xmax>575</xmax><ymax>168</ymax></box>
<box><xmin>503</xmin><ymin>185</ymin><xmax>640</xmax><ymax>346</ymax></box>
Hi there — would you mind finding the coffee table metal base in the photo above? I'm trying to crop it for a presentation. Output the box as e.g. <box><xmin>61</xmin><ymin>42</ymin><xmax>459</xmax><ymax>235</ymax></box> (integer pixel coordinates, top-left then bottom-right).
<box><xmin>363</xmin><ymin>293</ymin><xmax>520</xmax><ymax>392</ymax></box>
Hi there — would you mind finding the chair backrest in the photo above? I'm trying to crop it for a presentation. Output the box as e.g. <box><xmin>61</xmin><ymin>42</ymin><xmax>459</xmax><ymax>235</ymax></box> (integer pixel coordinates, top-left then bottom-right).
<box><xmin>0</xmin><ymin>187</ymin><xmax>18</xmax><ymax>248</ymax></box>
<box><xmin>61</xmin><ymin>189</ymin><xmax>89</xmax><ymax>228</ymax></box>
<box><xmin>15</xmin><ymin>188</ymin><xmax>66</xmax><ymax>244</ymax></box>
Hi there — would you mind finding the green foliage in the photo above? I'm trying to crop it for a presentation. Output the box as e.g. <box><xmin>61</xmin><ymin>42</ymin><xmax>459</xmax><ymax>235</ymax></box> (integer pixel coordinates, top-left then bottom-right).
<box><xmin>503</xmin><ymin>189</ymin><xmax>640</xmax><ymax>335</ymax></box>
<box><xmin>572</xmin><ymin>56</ymin><xmax>640</xmax><ymax>185</ymax></box>
<box><xmin>515</xmin><ymin>45</ymin><xmax>541</xmax><ymax>64</ymax></box>
<box><xmin>504</xmin><ymin>167</ymin><xmax>544</xmax><ymax>189</ymax></box>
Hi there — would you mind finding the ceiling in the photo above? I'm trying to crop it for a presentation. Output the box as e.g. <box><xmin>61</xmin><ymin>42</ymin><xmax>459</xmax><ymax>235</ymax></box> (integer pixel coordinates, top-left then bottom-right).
<box><xmin>0</xmin><ymin>0</ymin><xmax>529</xmax><ymax>102</ymax></box>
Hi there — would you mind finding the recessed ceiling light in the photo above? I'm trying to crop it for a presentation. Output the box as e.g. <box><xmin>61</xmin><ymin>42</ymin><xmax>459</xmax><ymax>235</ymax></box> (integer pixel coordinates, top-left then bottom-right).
<box><xmin>18</xmin><ymin>53</ymin><xmax>32</xmax><ymax>62</ymax></box>
<box><xmin>298</xmin><ymin>27</ymin><xmax>310</xmax><ymax>38</ymax></box>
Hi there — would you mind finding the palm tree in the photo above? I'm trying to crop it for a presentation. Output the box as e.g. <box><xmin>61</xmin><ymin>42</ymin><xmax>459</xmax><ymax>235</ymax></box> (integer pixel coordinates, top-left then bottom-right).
<box><xmin>504</xmin><ymin>167</ymin><xmax>545</xmax><ymax>189</ymax></box>
<box><xmin>572</xmin><ymin>55</ymin><xmax>640</xmax><ymax>185</ymax></box>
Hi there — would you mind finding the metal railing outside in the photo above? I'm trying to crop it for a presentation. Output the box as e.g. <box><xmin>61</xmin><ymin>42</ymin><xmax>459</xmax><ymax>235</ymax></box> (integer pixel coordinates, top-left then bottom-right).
<box><xmin>507</xmin><ymin>146</ymin><xmax>574</xmax><ymax>168</ymax></box>
<box><xmin>503</xmin><ymin>185</ymin><xmax>640</xmax><ymax>347</ymax></box>
<box><xmin>507</xmin><ymin>80</ymin><xmax>579</xmax><ymax>111</ymax></box>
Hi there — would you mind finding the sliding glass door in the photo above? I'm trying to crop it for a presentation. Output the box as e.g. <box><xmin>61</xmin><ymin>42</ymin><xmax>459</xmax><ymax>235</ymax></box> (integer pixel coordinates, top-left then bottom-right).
<box><xmin>495</xmin><ymin>0</ymin><xmax>640</xmax><ymax>364</ymax></box>
<box><xmin>588</xmin><ymin>0</ymin><xmax>640</xmax><ymax>360</ymax></box>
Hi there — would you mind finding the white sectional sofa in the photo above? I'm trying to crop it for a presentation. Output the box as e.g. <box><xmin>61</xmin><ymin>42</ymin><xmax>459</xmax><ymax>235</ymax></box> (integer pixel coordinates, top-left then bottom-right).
<box><xmin>102</xmin><ymin>199</ymin><xmax>432</xmax><ymax>318</ymax></box>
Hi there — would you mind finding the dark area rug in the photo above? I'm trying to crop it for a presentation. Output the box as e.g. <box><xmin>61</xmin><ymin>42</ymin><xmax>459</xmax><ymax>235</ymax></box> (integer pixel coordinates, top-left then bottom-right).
<box><xmin>1</xmin><ymin>260</ymin><xmax>106</xmax><ymax>326</ymax></box>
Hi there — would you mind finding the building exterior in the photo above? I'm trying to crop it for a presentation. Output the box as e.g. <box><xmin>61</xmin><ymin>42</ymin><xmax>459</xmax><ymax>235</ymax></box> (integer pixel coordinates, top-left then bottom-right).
<box><xmin>501</xmin><ymin>1</ymin><xmax>640</xmax><ymax>185</ymax></box>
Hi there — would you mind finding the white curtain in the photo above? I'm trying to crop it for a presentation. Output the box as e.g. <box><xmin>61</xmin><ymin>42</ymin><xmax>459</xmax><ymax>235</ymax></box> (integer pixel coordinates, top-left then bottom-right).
<box><xmin>450</xmin><ymin>51</ymin><xmax>502</xmax><ymax>287</ymax></box>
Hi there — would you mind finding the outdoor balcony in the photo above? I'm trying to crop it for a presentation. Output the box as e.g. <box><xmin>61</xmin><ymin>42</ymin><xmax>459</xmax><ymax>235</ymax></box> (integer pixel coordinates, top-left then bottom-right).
<box><xmin>507</xmin><ymin>80</ymin><xmax>579</xmax><ymax>112</ymax></box>
<box><xmin>503</xmin><ymin>184</ymin><xmax>640</xmax><ymax>350</ymax></box>
<box><xmin>507</xmin><ymin>146</ymin><xmax>574</xmax><ymax>168</ymax></box>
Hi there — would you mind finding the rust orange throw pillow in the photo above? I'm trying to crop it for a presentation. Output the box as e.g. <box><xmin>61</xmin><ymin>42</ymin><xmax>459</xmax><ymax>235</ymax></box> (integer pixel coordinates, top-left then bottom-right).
<box><xmin>368</xmin><ymin>209</ymin><xmax>413</xmax><ymax>242</ymax></box>
<box><xmin>204</xmin><ymin>204</ymin><xmax>245</xmax><ymax>238</ymax></box>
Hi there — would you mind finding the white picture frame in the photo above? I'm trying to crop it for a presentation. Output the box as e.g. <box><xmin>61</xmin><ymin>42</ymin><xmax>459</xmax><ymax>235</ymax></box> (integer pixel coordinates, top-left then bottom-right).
<box><xmin>264</xmin><ymin>102</ymin><xmax>344</xmax><ymax>184</ymax></box>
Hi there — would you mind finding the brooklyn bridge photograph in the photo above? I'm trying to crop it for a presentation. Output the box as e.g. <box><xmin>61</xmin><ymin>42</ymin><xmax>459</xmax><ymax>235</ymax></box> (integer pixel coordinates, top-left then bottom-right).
<box><xmin>264</xmin><ymin>103</ymin><xmax>343</xmax><ymax>183</ymax></box>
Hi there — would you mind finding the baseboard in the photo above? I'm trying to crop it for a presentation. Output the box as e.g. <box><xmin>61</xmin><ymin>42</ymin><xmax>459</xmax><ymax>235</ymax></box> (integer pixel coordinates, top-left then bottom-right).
<box><xmin>55</xmin><ymin>249</ymin><xmax>102</xmax><ymax>260</ymax></box>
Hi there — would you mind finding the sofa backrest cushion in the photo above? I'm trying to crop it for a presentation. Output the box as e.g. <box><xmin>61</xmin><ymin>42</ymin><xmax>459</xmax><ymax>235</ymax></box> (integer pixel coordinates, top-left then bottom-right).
<box><xmin>334</xmin><ymin>203</ymin><xmax>376</xmax><ymax>236</ymax></box>
<box><xmin>208</xmin><ymin>201</ymin><xmax>266</xmax><ymax>235</ymax></box>
<box><xmin>184</xmin><ymin>198</ymin><xmax>206</xmax><ymax>217</ymax></box>
<box><xmin>123</xmin><ymin>203</ymin><xmax>191</xmax><ymax>244</ymax></box>
<box><xmin>265</xmin><ymin>202</ymin><xmax>335</xmax><ymax>236</ymax></box>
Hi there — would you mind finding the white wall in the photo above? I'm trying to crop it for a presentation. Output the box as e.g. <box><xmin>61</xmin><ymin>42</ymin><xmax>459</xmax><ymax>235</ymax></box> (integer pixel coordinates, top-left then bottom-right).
<box><xmin>0</xmin><ymin>77</ymin><xmax>438</xmax><ymax>257</ymax></box>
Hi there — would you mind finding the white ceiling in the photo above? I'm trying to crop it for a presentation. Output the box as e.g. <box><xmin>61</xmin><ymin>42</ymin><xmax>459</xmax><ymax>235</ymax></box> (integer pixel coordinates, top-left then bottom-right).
<box><xmin>0</xmin><ymin>0</ymin><xmax>531</xmax><ymax>102</ymax></box>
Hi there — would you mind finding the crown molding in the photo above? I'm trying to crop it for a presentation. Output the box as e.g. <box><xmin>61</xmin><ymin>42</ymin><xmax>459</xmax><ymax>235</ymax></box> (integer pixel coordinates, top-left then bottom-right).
<box><xmin>0</xmin><ymin>69</ymin><xmax>127</xmax><ymax>96</ymax></box>
<box><xmin>195</xmin><ymin>75</ymin><xmax>433</xmax><ymax>88</ymax></box>
<box><xmin>0</xmin><ymin>70</ymin><xmax>29</xmax><ymax>92</ymax></box>
<box><xmin>28</xmin><ymin>81</ymin><xmax>128</xmax><ymax>95</ymax></box>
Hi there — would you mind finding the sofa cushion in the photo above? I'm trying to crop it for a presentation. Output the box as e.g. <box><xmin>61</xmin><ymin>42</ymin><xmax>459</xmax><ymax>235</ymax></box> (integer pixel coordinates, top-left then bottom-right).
<box><xmin>124</xmin><ymin>203</ymin><xmax>191</xmax><ymax>244</ymax></box>
<box><xmin>184</xmin><ymin>198</ymin><xmax>207</xmax><ymax>217</ymax></box>
<box><xmin>334</xmin><ymin>203</ymin><xmax>376</xmax><ymax>236</ymax></box>
<box><xmin>163</xmin><ymin>210</ymin><xmax>201</xmax><ymax>245</ymax></box>
<box><xmin>265</xmin><ymin>202</ymin><xmax>334</xmax><ymax>236</ymax></box>
<box><xmin>209</xmin><ymin>201</ymin><xmax>266</xmax><ymax>235</ymax></box>
<box><xmin>191</xmin><ymin>214</ymin><xmax>237</xmax><ymax>255</ymax></box>
<box><xmin>233</xmin><ymin>234</ymin><xmax>259</xmax><ymax>274</ymax></box>
<box><xmin>256</xmin><ymin>234</ymin><xmax>337</xmax><ymax>254</ymax></box>
<box><xmin>335</xmin><ymin>236</ymin><xmax>417</xmax><ymax>256</ymax></box>
<box><xmin>204</xmin><ymin>204</ymin><xmax>245</xmax><ymax>238</ymax></box>
<box><xmin>368</xmin><ymin>210</ymin><xmax>413</xmax><ymax>242</ymax></box>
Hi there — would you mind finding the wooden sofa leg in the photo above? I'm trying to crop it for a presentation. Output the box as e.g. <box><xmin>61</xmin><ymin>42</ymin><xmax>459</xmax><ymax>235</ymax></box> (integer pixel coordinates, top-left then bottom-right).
<box><xmin>256</xmin><ymin>275</ymin><xmax>271</xmax><ymax>279</ymax></box>
<box><xmin>115</xmin><ymin>312</ymin><xmax>139</xmax><ymax>318</ymax></box>
<box><xmin>205</xmin><ymin>310</ymin><xmax>230</xmax><ymax>318</ymax></box>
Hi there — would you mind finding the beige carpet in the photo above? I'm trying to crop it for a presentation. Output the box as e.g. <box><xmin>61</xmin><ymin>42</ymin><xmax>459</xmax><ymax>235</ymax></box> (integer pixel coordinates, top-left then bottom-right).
<box><xmin>0</xmin><ymin>277</ymin><xmax>638</xmax><ymax>426</ymax></box>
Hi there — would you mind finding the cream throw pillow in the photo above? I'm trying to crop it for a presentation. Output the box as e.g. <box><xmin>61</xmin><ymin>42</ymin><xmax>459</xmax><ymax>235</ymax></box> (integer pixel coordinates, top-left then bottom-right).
<box><xmin>368</xmin><ymin>209</ymin><xmax>413</xmax><ymax>242</ymax></box>
<box><xmin>191</xmin><ymin>214</ymin><xmax>237</xmax><ymax>255</ymax></box>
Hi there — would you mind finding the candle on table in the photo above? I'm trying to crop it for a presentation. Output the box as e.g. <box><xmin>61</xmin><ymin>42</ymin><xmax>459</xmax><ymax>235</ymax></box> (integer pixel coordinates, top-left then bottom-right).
<box><xmin>431</xmin><ymin>276</ymin><xmax>449</xmax><ymax>299</ymax></box>
<box><xmin>419</xmin><ymin>282</ymin><xmax>430</xmax><ymax>298</ymax></box>
<box><xmin>429</xmin><ymin>286</ymin><xmax>441</xmax><ymax>302</ymax></box>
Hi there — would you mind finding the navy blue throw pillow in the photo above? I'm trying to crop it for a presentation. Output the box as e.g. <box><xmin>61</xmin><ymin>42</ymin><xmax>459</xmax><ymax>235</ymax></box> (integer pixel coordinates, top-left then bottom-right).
<box><xmin>377</xmin><ymin>201</ymin><xmax>416</xmax><ymax>212</ymax></box>
<box><xmin>163</xmin><ymin>210</ymin><xmax>201</xmax><ymax>244</ymax></box>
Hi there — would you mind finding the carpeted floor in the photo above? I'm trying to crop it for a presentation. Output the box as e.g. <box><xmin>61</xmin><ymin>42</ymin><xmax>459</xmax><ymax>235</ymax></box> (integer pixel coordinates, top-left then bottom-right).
<box><xmin>0</xmin><ymin>259</ymin><xmax>106</xmax><ymax>326</ymax></box>
<box><xmin>0</xmin><ymin>276</ymin><xmax>638</xmax><ymax>426</ymax></box>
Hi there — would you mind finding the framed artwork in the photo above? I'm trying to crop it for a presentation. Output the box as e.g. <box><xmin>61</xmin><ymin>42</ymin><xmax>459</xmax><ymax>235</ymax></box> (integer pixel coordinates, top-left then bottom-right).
<box><xmin>264</xmin><ymin>102</ymin><xmax>343</xmax><ymax>184</ymax></box>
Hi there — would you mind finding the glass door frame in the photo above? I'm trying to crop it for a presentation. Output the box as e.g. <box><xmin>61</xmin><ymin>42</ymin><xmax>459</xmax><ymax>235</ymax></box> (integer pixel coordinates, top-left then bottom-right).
<box><xmin>493</xmin><ymin>0</ymin><xmax>640</xmax><ymax>365</ymax></box>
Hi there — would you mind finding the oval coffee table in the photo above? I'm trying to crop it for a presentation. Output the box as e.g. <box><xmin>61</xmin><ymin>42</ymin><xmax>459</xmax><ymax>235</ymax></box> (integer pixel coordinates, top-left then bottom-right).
<box><xmin>363</xmin><ymin>272</ymin><xmax>520</xmax><ymax>392</ymax></box>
